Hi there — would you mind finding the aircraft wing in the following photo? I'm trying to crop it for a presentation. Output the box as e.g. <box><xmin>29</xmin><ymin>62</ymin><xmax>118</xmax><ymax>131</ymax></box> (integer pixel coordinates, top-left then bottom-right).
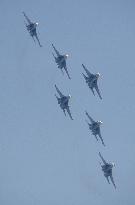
<box><xmin>90</xmin><ymin>87</ymin><xmax>95</xmax><ymax>96</ymax></box>
<box><xmin>82</xmin><ymin>73</ymin><xmax>87</xmax><ymax>80</ymax></box>
<box><xmin>82</xmin><ymin>64</ymin><xmax>92</xmax><ymax>77</ymax></box>
<box><xmin>35</xmin><ymin>32</ymin><xmax>42</xmax><ymax>47</ymax></box>
<box><xmin>63</xmin><ymin>109</ymin><xmax>66</xmax><ymax>116</ymax></box>
<box><xmin>95</xmin><ymin>84</ymin><xmax>102</xmax><ymax>99</ymax></box>
<box><xmin>85</xmin><ymin>119</ymin><xmax>90</xmax><ymax>126</ymax></box>
<box><xmin>110</xmin><ymin>174</ymin><xmax>116</xmax><ymax>189</ymax></box>
<box><xmin>99</xmin><ymin>152</ymin><xmax>107</xmax><ymax>165</ymax></box>
<box><xmin>106</xmin><ymin>176</ymin><xmax>110</xmax><ymax>184</ymax></box>
<box><xmin>30</xmin><ymin>35</ymin><xmax>36</xmax><ymax>43</ymax></box>
<box><xmin>64</xmin><ymin>66</ymin><xmax>71</xmax><ymax>79</ymax></box>
<box><xmin>52</xmin><ymin>52</ymin><xmax>56</xmax><ymax>60</ymax></box>
<box><xmin>55</xmin><ymin>85</ymin><xmax>64</xmax><ymax>97</ymax></box>
<box><xmin>66</xmin><ymin>106</ymin><xmax>73</xmax><ymax>120</ymax></box>
<box><xmin>23</xmin><ymin>12</ymin><xmax>32</xmax><ymax>24</ymax></box>
<box><xmin>85</xmin><ymin>111</ymin><xmax>95</xmax><ymax>123</ymax></box>
<box><xmin>98</xmin><ymin>131</ymin><xmax>105</xmax><ymax>146</ymax></box>
<box><xmin>52</xmin><ymin>44</ymin><xmax>60</xmax><ymax>56</ymax></box>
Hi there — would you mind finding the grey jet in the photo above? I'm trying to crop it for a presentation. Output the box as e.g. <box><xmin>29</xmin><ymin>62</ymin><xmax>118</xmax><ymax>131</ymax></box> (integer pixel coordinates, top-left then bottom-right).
<box><xmin>55</xmin><ymin>85</ymin><xmax>73</xmax><ymax>120</ymax></box>
<box><xmin>85</xmin><ymin>111</ymin><xmax>105</xmax><ymax>146</ymax></box>
<box><xmin>99</xmin><ymin>152</ymin><xmax>116</xmax><ymax>189</ymax></box>
<box><xmin>82</xmin><ymin>64</ymin><xmax>102</xmax><ymax>99</ymax></box>
<box><xmin>52</xmin><ymin>44</ymin><xmax>71</xmax><ymax>79</ymax></box>
<box><xmin>23</xmin><ymin>12</ymin><xmax>42</xmax><ymax>47</ymax></box>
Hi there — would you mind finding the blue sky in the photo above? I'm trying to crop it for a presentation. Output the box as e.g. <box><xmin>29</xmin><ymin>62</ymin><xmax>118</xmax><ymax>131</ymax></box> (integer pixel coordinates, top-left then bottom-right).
<box><xmin>0</xmin><ymin>0</ymin><xmax>135</xmax><ymax>204</ymax></box>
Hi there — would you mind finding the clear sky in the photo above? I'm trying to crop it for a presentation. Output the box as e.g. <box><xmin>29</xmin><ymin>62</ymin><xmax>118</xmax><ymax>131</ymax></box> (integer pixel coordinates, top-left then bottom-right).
<box><xmin>0</xmin><ymin>0</ymin><xmax>135</xmax><ymax>204</ymax></box>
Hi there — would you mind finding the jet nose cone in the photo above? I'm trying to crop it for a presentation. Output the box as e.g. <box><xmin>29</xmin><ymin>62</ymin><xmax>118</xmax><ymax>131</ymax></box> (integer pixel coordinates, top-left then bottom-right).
<box><xmin>96</xmin><ymin>73</ymin><xmax>100</xmax><ymax>78</ymax></box>
<box><xmin>64</xmin><ymin>54</ymin><xmax>69</xmax><ymax>59</ymax></box>
<box><xmin>98</xmin><ymin>121</ymin><xmax>103</xmax><ymax>124</ymax></box>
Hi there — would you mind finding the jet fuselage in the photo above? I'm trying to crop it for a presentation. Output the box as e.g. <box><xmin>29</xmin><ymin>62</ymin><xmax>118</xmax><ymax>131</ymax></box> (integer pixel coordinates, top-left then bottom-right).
<box><xmin>102</xmin><ymin>164</ymin><xmax>113</xmax><ymax>177</ymax></box>
<box><xmin>86</xmin><ymin>75</ymin><xmax>98</xmax><ymax>89</ymax></box>
<box><xmin>55</xmin><ymin>55</ymin><xmax>66</xmax><ymax>69</ymax></box>
<box><xmin>27</xmin><ymin>23</ymin><xmax>37</xmax><ymax>36</ymax></box>
<box><xmin>89</xmin><ymin>122</ymin><xmax>100</xmax><ymax>135</ymax></box>
<box><xmin>58</xmin><ymin>96</ymin><xmax>69</xmax><ymax>109</ymax></box>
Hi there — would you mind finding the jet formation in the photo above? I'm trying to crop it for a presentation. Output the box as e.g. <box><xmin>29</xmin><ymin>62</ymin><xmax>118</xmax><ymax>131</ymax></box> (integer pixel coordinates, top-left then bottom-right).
<box><xmin>99</xmin><ymin>152</ymin><xmax>116</xmax><ymax>189</ymax></box>
<box><xmin>55</xmin><ymin>85</ymin><xmax>73</xmax><ymax>120</ymax></box>
<box><xmin>85</xmin><ymin>111</ymin><xmax>105</xmax><ymax>146</ymax></box>
<box><xmin>82</xmin><ymin>64</ymin><xmax>102</xmax><ymax>99</ymax></box>
<box><xmin>22</xmin><ymin>12</ymin><xmax>117</xmax><ymax>190</ymax></box>
<box><xmin>23</xmin><ymin>12</ymin><xmax>42</xmax><ymax>47</ymax></box>
<box><xmin>52</xmin><ymin>44</ymin><xmax>71</xmax><ymax>79</ymax></box>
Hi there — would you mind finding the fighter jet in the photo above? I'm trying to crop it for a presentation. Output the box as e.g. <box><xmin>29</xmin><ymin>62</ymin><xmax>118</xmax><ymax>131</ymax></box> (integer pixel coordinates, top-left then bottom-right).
<box><xmin>52</xmin><ymin>44</ymin><xmax>71</xmax><ymax>79</ymax></box>
<box><xmin>99</xmin><ymin>152</ymin><xmax>116</xmax><ymax>189</ymax></box>
<box><xmin>82</xmin><ymin>64</ymin><xmax>102</xmax><ymax>99</ymax></box>
<box><xmin>23</xmin><ymin>12</ymin><xmax>42</xmax><ymax>47</ymax></box>
<box><xmin>55</xmin><ymin>85</ymin><xmax>73</xmax><ymax>120</ymax></box>
<box><xmin>85</xmin><ymin>111</ymin><xmax>105</xmax><ymax>146</ymax></box>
